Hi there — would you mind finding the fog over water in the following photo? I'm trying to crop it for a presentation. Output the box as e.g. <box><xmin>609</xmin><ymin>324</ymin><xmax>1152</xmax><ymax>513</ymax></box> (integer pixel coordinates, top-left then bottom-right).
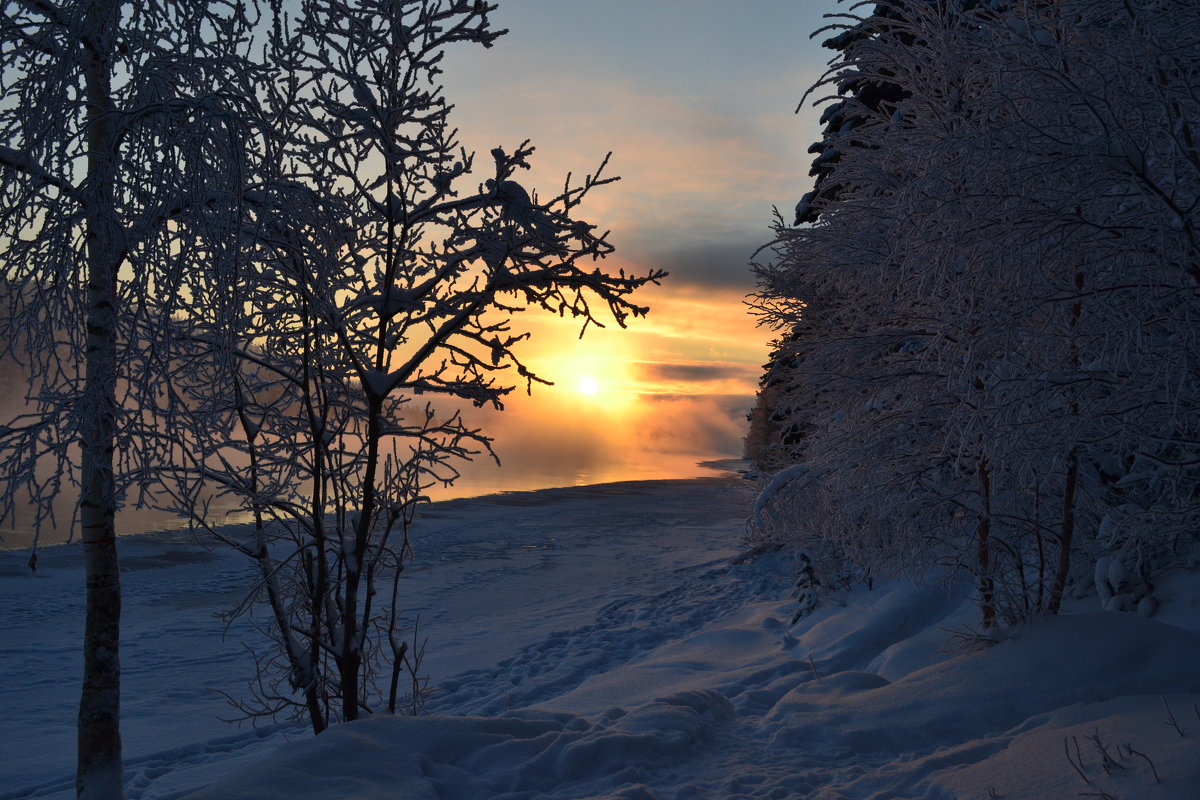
<box><xmin>0</xmin><ymin>362</ymin><xmax>751</xmax><ymax>551</ymax></box>
<box><xmin>1</xmin><ymin>288</ymin><xmax>758</xmax><ymax>552</ymax></box>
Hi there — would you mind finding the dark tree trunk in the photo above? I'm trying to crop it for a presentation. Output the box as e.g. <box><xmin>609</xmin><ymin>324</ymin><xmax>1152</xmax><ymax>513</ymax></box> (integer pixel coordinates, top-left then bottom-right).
<box><xmin>77</xmin><ymin>3</ymin><xmax>125</xmax><ymax>796</ymax></box>
<box><xmin>977</xmin><ymin>458</ymin><xmax>996</xmax><ymax>629</ymax></box>
<box><xmin>1048</xmin><ymin>448</ymin><xmax>1079</xmax><ymax>616</ymax></box>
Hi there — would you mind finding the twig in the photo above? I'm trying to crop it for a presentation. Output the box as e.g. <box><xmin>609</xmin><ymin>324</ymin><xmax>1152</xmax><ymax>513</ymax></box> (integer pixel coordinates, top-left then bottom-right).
<box><xmin>1123</xmin><ymin>743</ymin><xmax>1160</xmax><ymax>783</ymax></box>
<box><xmin>808</xmin><ymin>654</ymin><xmax>821</xmax><ymax>680</ymax></box>
<box><xmin>1064</xmin><ymin>736</ymin><xmax>1090</xmax><ymax>784</ymax></box>
<box><xmin>1084</xmin><ymin>728</ymin><xmax>1123</xmax><ymax>775</ymax></box>
<box><xmin>937</xmin><ymin>624</ymin><xmax>995</xmax><ymax>655</ymax></box>
<box><xmin>1163</xmin><ymin>696</ymin><xmax>1186</xmax><ymax>737</ymax></box>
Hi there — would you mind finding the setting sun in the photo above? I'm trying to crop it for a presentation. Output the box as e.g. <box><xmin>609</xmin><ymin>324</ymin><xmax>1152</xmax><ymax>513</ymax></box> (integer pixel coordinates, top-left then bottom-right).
<box><xmin>577</xmin><ymin>375</ymin><xmax>599</xmax><ymax>396</ymax></box>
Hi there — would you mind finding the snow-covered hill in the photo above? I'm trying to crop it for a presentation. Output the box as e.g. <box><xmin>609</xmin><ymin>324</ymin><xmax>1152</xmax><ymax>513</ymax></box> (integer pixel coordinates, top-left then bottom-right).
<box><xmin>4</xmin><ymin>474</ymin><xmax>1198</xmax><ymax>799</ymax></box>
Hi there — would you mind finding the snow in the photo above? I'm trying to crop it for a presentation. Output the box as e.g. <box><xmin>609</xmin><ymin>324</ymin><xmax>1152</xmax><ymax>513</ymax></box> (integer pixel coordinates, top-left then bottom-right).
<box><xmin>3</xmin><ymin>471</ymin><xmax>1200</xmax><ymax>799</ymax></box>
<box><xmin>751</xmin><ymin>462</ymin><xmax>816</xmax><ymax>518</ymax></box>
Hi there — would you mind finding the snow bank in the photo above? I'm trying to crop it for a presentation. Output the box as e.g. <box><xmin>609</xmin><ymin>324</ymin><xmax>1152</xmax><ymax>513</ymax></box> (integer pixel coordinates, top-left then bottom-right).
<box><xmin>186</xmin><ymin>690</ymin><xmax>735</xmax><ymax>800</ymax></box>
<box><xmin>4</xmin><ymin>474</ymin><xmax>1199</xmax><ymax>799</ymax></box>
<box><xmin>177</xmin><ymin>552</ymin><xmax>1200</xmax><ymax>800</ymax></box>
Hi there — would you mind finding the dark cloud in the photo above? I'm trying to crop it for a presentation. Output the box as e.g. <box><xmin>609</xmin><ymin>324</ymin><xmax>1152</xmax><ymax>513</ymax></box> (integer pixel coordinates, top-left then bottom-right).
<box><xmin>621</xmin><ymin>234</ymin><xmax>769</xmax><ymax>293</ymax></box>
<box><xmin>635</xmin><ymin>361</ymin><xmax>760</xmax><ymax>385</ymax></box>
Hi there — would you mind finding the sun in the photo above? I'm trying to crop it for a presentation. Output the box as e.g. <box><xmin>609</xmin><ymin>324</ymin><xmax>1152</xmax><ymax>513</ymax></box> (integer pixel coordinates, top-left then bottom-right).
<box><xmin>577</xmin><ymin>375</ymin><xmax>599</xmax><ymax>396</ymax></box>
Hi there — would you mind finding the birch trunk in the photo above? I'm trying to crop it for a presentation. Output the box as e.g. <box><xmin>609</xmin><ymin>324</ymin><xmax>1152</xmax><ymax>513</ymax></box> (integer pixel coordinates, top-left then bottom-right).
<box><xmin>77</xmin><ymin>2</ymin><xmax>125</xmax><ymax>796</ymax></box>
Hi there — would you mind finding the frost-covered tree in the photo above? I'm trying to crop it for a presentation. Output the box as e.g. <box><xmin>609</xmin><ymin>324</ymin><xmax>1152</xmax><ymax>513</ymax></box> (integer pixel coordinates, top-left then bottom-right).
<box><xmin>754</xmin><ymin>0</ymin><xmax>1200</xmax><ymax>627</ymax></box>
<box><xmin>160</xmin><ymin>0</ymin><xmax>664</xmax><ymax>733</ymax></box>
<box><xmin>791</xmin><ymin>0</ymin><xmax>916</xmax><ymax>227</ymax></box>
<box><xmin>0</xmin><ymin>2</ymin><xmax>264</xmax><ymax>796</ymax></box>
<box><xmin>748</xmin><ymin>0</ymin><xmax>939</xmax><ymax>475</ymax></box>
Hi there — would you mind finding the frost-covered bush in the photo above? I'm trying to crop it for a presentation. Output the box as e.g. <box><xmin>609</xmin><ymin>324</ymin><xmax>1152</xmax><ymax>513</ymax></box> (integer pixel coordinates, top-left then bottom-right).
<box><xmin>746</xmin><ymin>465</ymin><xmax>880</xmax><ymax>612</ymax></box>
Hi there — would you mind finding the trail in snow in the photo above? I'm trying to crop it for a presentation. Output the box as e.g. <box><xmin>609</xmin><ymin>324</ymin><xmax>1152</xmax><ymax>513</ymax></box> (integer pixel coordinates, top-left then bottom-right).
<box><xmin>432</xmin><ymin>550</ymin><xmax>781</xmax><ymax>717</ymax></box>
<box><xmin>1</xmin><ymin>474</ymin><xmax>757</xmax><ymax>800</ymax></box>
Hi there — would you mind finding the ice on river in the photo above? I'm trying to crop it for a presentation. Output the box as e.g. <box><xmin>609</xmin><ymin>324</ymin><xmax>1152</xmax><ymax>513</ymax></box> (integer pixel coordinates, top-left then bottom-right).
<box><xmin>3</xmin><ymin>473</ymin><xmax>1200</xmax><ymax>799</ymax></box>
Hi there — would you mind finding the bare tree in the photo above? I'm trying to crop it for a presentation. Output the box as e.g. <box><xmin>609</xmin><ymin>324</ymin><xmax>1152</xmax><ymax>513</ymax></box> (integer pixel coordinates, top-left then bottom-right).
<box><xmin>0</xmin><ymin>2</ymin><xmax>266</xmax><ymax>796</ymax></box>
<box><xmin>160</xmin><ymin>0</ymin><xmax>664</xmax><ymax>734</ymax></box>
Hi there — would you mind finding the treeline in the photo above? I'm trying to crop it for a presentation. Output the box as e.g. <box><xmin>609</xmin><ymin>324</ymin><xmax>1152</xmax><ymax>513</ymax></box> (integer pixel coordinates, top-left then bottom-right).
<box><xmin>750</xmin><ymin>0</ymin><xmax>1200</xmax><ymax>629</ymax></box>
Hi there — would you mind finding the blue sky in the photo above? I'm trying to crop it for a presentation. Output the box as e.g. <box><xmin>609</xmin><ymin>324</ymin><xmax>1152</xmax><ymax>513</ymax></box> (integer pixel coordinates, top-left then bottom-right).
<box><xmin>440</xmin><ymin>0</ymin><xmax>844</xmax><ymax>293</ymax></box>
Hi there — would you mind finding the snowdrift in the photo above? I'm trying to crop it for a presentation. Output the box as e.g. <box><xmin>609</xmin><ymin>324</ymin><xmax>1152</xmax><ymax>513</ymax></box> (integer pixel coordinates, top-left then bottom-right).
<box><xmin>184</xmin><ymin>556</ymin><xmax>1200</xmax><ymax>799</ymax></box>
<box><xmin>3</xmin><ymin>476</ymin><xmax>1198</xmax><ymax>799</ymax></box>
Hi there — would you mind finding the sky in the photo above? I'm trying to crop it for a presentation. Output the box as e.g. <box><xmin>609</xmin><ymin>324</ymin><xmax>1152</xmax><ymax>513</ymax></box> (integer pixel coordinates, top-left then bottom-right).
<box><xmin>427</xmin><ymin>0</ymin><xmax>845</xmax><ymax>495</ymax></box>
<box><xmin>0</xmin><ymin>0</ymin><xmax>848</xmax><ymax>546</ymax></box>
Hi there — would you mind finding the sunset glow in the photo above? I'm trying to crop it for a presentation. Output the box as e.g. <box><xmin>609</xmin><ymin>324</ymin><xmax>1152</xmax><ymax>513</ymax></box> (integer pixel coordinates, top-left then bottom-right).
<box><xmin>577</xmin><ymin>375</ymin><xmax>599</xmax><ymax>396</ymax></box>
<box><xmin>427</xmin><ymin>279</ymin><xmax>772</xmax><ymax>501</ymax></box>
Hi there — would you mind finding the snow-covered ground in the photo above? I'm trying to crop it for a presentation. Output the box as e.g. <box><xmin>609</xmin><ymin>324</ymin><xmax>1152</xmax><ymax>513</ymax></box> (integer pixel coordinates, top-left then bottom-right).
<box><xmin>4</xmin><ymin>471</ymin><xmax>1200</xmax><ymax>799</ymax></box>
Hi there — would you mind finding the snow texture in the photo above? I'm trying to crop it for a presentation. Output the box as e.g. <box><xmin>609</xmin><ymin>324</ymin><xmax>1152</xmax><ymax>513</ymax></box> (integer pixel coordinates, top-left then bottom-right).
<box><xmin>4</xmin><ymin>473</ymin><xmax>1200</xmax><ymax>799</ymax></box>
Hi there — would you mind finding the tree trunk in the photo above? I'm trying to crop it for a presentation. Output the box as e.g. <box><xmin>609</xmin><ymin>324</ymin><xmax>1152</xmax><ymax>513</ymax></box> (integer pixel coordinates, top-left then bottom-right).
<box><xmin>977</xmin><ymin>458</ymin><xmax>996</xmax><ymax>629</ymax></box>
<box><xmin>1048</xmin><ymin>448</ymin><xmax>1079</xmax><ymax>616</ymax></box>
<box><xmin>77</xmin><ymin>403</ymin><xmax>123</xmax><ymax>800</ymax></box>
<box><xmin>339</xmin><ymin>396</ymin><xmax>384</xmax><ymax>724</ymax></box>
<box><xmin>77</xmin><ymin>3</ymin><xmax>125</xmax><ymax>796</ymax></box>
<box><xmin>1048</xmin><ymin>272</ymin><xmax>1086</xmax><ymax>617</ymax></box>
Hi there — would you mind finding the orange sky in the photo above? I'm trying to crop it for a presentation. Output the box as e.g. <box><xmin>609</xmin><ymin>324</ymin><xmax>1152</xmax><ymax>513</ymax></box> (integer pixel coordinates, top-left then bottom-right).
<box><xmin>435</xmin><ymin>283</ymin><xmax>769</xmax><ymax>497</ymax></box>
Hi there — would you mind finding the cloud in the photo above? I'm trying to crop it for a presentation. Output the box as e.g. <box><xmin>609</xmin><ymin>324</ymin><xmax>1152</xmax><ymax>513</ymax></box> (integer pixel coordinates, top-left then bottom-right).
<box><xmin>612</xmin><ymin>284</ymin><xmax>774</xmax><ymax>369</ymax></box>
<box><xmin>439</xmin><ymin>71</ymin><xmax>800</xmax><ymax>295</ymax></box>
<box><xmin>632</xmin><ymin>360</ymin><xmax>761</xmax><ymax>397</ymax></box>
<box><xmin>636</xmin><ymin>361</ymin><xmax>735</xmax><ymax>383</ymax></box>
<box><xmin>620</xmin><ymin>236</ymin><xmax>770</xmax><ymax>292</ymax></box>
